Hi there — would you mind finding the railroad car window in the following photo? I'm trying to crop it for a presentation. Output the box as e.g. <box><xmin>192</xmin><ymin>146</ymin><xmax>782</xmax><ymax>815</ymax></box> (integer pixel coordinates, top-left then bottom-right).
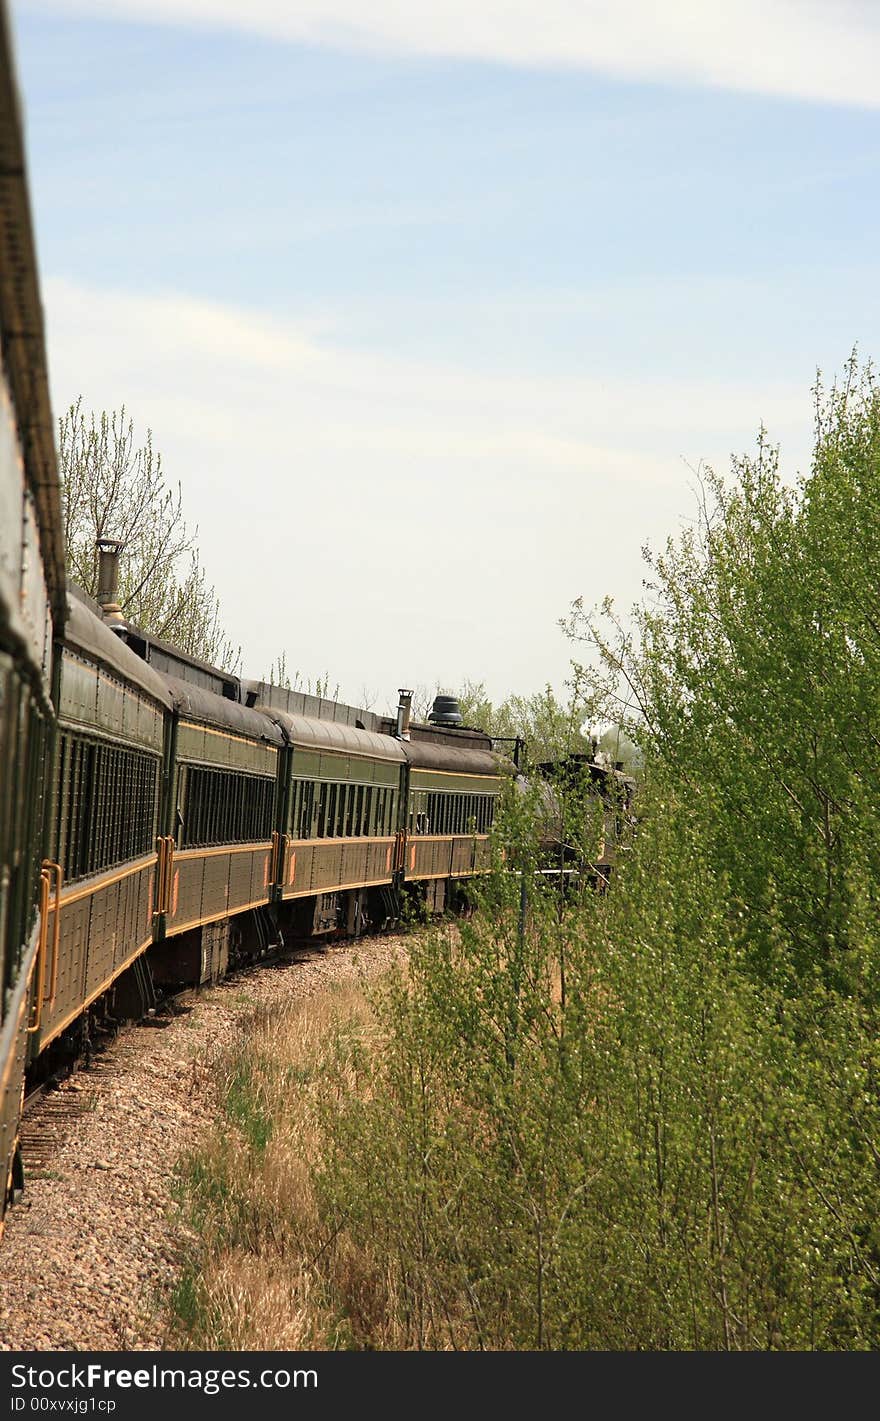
<box><xmin>299</xmin><ymin>781</ymin><xmax>315</xmax><ymax>839</ymax></box>
<box><xmin>55</xmin><ymin>733</ymin><xmax>160</xmax><ymax>882</ymax></box>
<box><xmin>180</xmin><ymin>767</ymin><xmax>274</xmax><ymax>847</ymax></box>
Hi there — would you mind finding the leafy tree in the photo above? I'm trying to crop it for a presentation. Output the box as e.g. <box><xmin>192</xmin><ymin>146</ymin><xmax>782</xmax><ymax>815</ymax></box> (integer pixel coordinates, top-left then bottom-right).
<box><xmin>568</xmin><ymin>354</ymin><xmax>880</xmax><ymax>996</ymax></box>
<box><xmin>60</xmin><ymin>398</ymin><xmax>239</xmax><ymax>670</ymax></box>
<box><xmin>304</xmin><ymin>355</ymin><xmax>880</xmax><ymax>1348</ymax></box>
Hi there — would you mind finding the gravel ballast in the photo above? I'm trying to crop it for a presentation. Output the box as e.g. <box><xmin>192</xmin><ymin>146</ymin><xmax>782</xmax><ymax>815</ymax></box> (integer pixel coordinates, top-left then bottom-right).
<box><xmin>0</xmin><ymin>936</ymin><xmax>405</xmax><ymax>1352</ymax></box>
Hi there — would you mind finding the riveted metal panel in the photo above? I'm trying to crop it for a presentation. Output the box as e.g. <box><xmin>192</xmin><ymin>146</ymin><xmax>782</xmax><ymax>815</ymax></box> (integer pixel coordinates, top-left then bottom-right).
<box><xmin>177</xmin><ymin>719</ymin><xmax>278</xmax><ymax>776</ymax></box>
<box><xmin>58</xmin><ymin>647</ymin><xmax>166</xmax><ymax>752</ymax></box>
<box><xmin>34</xmin><ymin>858</ymin><xmax>155</xmax><ymax>1050</ymax></box>
<box><xmin>20</xmin><ymin>487</ymin><xmax>50</xmax><ymax>675</ymax></box>
<box><xmin>408</xmin><ymin>768</ymin><xmax>500</xmax><ymax>794</ymax></box>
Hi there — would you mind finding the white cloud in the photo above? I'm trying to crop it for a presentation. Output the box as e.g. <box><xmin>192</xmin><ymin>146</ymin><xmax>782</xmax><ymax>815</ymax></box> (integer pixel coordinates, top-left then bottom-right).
<box><xmin>44</xmin><ymin>276</ymin><xmax>808</xmax><ymax>702</ymax></box>
<box><xmin>27</xmin><ymin>0</ymin><xmax>880</xmax><ymax>108</ymax></box>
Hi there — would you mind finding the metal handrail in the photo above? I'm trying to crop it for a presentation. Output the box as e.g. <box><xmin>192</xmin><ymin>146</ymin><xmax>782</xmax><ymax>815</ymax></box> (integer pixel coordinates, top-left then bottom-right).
<box><xmin>26</xmin><ymin>869</ymin><xmax>51</xmax><ymax>1034</ymax></box>
<box><xmin>163</xmin><ymin>837</ymin><xmax>175</xmax><ymax>914</ymax></box>
<box><xmin>42</xmin><ymin>859</ymin><xmax>62</xmax><ymax>1003</ymax></box>
<box><xmin>155</xmin><ymin>835</ymin><xmax>166</xmax><ymax>918</ymax></box>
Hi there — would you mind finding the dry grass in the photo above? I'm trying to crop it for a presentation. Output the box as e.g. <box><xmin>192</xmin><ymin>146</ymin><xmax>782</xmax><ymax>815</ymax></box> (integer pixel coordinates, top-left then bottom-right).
<box><xmin>165</xmin><ymin>977</ymin><xmax>403</xmax><ymax>1351</ymax></box>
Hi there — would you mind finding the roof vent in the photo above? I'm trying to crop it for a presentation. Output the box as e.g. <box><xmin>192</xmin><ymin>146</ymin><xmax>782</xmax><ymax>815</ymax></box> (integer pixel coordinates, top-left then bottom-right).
<box><xmin>395</xmin><ymin>689</ymin><xmax>413</xmax><ymax>740</ymax></box>
<box><xmin>428</xmin><ymin>694</ymin><xmax>463</xmax><ymax>726</ymax></box>
<box><xmin>96</xmin><ymin>537</ymin><xmax>127</xmax><ymax>630</ymax></box>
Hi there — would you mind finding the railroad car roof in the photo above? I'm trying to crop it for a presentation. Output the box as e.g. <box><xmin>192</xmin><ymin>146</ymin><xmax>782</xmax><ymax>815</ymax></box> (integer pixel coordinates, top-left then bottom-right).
<box><xmin>267</xmin><ymin>710</ymin><xmax>407</xmax><ymax>762</ymax></box>
<box><xmin>118</xmin><ymin>622</ymin><xmax>240</xmax><ymax>700</ymax></box>
<box><xmin>64</xmin><ymin>590</ymin><xmax>174</xmax><ymax>709</ymax></box>
<box><xmin>164</xmin><ymin>675</ymin><xmax>285</xmax><ymax>745</ymax></box>
<box><xmin>0</xmin><ymin>8</ymin><xmax>65</xmax><ymax>624</ymax></box>
<box><xmin>242</xmin><ymin>680</ymin><xmax>382</xmax><ymax>731</ymax></box>
<box><xmin>402</xmin><ymin>739</ymin><xmax>507</xmax><ymax>777</ymax></box>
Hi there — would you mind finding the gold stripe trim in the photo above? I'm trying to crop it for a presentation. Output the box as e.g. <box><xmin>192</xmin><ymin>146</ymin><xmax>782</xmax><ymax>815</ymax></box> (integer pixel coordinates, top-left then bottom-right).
<box><xmin>174</xmin><ymin>841</ymin><xmax>272</xmax><ymax>863</ymax></box>
<box><xmin>180</xmin><ymin>720</ymin><xmax>279</xmax><ymax>753</ymax></box>
<box><xmin>60</xmin><ymin>855</ymin><xmax>155</xmax><ymax>907</ymax></box>
<box><xmin>285</xmin><ymin>835</ymin><xmax>397</xmax><ymax>850</ymax></box>
<box><xmin>407</xmin><ymin>869</ymin><xmax>492</xmax><ymax>881</ymax></box>
<box><xmin>407</xmin><ymin>834</ymin><xmax>490</xmax><ymax>844</ymax></box>
<box><xmin>57</xmin><ymin>717</ymin><xmax>164</xmax><ymax>754</ymax></box>
<box><xmin>281</xmin><ymin>875</ymin><xmax>394</xmax><ymax>900</ymax></box>
<box><xmin>295</xmin><ymin>747</ymin><xmax>404</xmax><ymax>768</ymax></box>
<box><xmin>408</xmin><ymin>769</ymin><xmax>501</xmax><ymax>782</ymax></box>
<box><xmin>167</xmin><ymin>896</ymin><xmax>270</xmax><ymax>936</ymax></box>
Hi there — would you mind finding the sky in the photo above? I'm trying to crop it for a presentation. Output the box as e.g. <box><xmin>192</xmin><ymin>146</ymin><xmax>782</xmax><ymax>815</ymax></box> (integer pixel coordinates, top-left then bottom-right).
<box><xmin>10</xmin><ymin>1</ymin><xmax>880</xmax><ymax>711</ymax></box>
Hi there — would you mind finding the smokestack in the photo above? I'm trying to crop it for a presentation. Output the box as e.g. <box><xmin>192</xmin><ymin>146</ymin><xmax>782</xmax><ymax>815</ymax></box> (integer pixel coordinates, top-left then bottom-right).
<box><xmin>395</xmin><ymin>688</ymin><xmax>413</xmax><ymax>740</ymax></box>
<box><xmin>96</xmin><ymin>538</ymin><xmax>126</xmax><ymax>627</ymax></box>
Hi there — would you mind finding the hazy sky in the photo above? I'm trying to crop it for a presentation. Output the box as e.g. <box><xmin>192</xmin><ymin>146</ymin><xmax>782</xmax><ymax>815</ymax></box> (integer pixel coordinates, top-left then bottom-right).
<box><xmin>12</xmin><ymin>1</ymin><xmax>880</xmax><ymax>710</ymax></box>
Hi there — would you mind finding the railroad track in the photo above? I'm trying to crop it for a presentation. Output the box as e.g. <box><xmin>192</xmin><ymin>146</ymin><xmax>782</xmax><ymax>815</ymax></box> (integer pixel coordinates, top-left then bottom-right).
<box><xmin>17</xmin><ymin>935</ymin><xmax>366</xmax><ymax>1182</ymax></box>
<box><xmin>21</xmin><ymin>1057</ymin><xmax>119</xmax><ymax>1179</ymax></box>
